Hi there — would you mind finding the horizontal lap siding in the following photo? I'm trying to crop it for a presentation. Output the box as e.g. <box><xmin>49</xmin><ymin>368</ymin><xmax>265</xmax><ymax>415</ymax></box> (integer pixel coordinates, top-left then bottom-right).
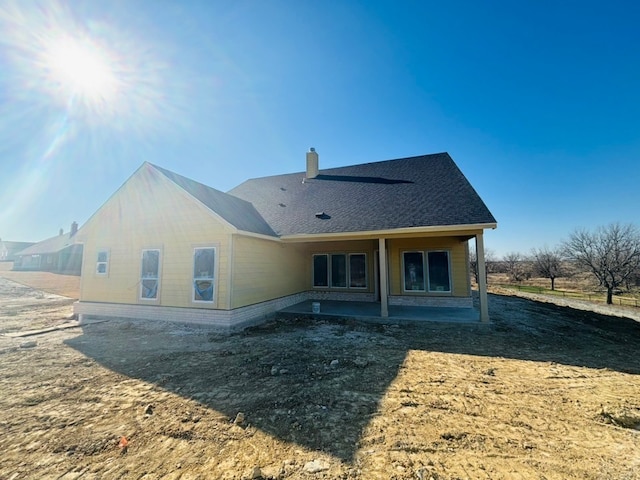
<box><xmin>231</xmin><ymin>236</ymin><xmax>307</xmax><ymax>308</ymax></box>
<box><xmin>388</xmin><ymin>237</ymin><xmax>469</xmax><ymax>297</ymax></box>
<box><xmin>79</xmin><ymin>167</ymin><xmax>233</xmax><ymax>309</ymax></box>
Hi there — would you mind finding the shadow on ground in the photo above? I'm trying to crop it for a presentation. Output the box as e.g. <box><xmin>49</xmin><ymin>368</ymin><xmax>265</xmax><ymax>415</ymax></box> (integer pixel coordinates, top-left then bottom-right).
<box><xmin>65</xmin><ymin>293</ymin><xmax>640</xmax><ymax>462</ymax></box>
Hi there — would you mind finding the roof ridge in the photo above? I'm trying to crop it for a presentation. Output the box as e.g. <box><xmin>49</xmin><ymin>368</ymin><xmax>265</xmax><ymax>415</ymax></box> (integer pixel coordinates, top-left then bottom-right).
<box><xmin>148</xmin><ymin>163</ymin><xmax>278</xmax><ymax>237</ymax></box>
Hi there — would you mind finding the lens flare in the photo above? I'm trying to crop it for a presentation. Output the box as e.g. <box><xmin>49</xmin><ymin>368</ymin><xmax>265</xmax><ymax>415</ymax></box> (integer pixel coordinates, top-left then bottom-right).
<box><xmin>0</xmin><ymin>0</ymin><xmax>183</xmax><ymax>234</ymax></box>
<box><xmin>43</xmin><ymin>34</ymin><xmax>120</xmax><ymax>110</ymax></box>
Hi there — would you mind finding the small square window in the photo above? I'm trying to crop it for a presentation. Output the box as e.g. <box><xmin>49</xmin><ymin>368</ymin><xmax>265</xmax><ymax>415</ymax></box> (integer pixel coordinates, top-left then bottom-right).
<box><xmin>96</xmin><ymin>250</ymin><xmax>109</xmax><ymax>275</ymax></box>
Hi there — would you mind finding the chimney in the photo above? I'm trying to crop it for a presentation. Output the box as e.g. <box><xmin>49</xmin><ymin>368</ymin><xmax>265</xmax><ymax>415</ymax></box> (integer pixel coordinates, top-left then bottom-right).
<box><xmin>306</xmin><ymin>147</ymin><xmax>319</xmax><ymax>179</ymax></box>
<box><xmin>59</xmin><ymin>228</ymin><xmax>64</xmax><ymax>236</ymax></box>
<box><xmin>70</xmin><ymin>221</ymin><xmax>78</xmax><ymax>237</ymax></box>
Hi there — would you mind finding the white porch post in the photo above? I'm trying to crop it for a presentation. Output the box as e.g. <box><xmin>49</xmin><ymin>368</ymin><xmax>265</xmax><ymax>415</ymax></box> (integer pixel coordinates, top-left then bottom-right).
<box><xmin>378</xmin><ymin>238</ymin><xmax>389</xmax><ymax>318</ymax></box>
<box><xmin>476</xmin><ymin>232</ymin><xmax>489</xmax><ymax>323</ymax></box>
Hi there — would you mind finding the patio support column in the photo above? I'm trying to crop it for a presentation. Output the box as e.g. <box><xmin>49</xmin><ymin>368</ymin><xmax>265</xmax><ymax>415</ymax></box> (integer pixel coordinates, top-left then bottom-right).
<box><xmin>476</xmin><ymin>232</ymin><xmax>490</xmax><ymax>323</ymax></box>
<box><xmin>378</xmin><ymin>238</ymin><xmax>389</xmax><ymax>318</ymax></box>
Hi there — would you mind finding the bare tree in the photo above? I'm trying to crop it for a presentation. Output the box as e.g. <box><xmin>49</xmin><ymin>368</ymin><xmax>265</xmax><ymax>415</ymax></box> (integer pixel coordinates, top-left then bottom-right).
<box><xmin>531</xmin><ymin>246</ymin><xmax>564</xmax><ymax>290</ymax></box>
<box><xmin>503</xmin><ymin>251</ymin><xmax>529</xmax><ymax>282</ymax></box>
<box><xmin>469</xmin><ymin>246</ymin><xmax>495</xmax><ymax>284</ymax></box>
<box><xmin>562</xmin><ymin>223</ymin><xmax>640</xmax><ymax>304</ymax></box>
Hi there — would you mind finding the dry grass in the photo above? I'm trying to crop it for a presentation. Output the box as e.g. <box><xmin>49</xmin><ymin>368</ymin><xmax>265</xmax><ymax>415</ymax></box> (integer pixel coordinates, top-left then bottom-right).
<box><xmin>0</xmin><ymin>261</ymin><xmax>80</xmax><ymax>299</ymax></box>
<box><xmin>486</xmin><ymin>273</ymin><xmax>640</xmax><ymax>309</ymax></box>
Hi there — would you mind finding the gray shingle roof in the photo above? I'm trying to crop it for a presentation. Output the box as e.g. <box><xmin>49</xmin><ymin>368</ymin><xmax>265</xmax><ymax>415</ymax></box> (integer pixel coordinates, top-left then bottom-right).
<box><xmin>228</xmin><ymin>152</ymin><xmax>496</xmax><ymax>236</ymax></box>
<box><xmin>152</xmin><ymin>164</ymin><xmax>277</xmax><ymax>237</ymax></box>
<box><xmin>16</xmin><ymin>234</ymin><xmax>77</xmax><ymax>256</ymax></box>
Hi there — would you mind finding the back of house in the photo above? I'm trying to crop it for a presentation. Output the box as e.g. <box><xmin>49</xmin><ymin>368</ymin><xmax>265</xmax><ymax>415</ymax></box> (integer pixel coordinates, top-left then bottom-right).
<box><xmin>74</xmin><ymin>150</ymin><xmax>496</xmax><ymax>331</ymax></box>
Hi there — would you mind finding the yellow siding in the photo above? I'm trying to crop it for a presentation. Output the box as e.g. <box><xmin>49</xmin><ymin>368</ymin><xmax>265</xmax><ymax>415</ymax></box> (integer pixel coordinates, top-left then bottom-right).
<box><xmin>78</xmin><ymin>163</ymin><xmax>474</xmax><ymax>310</ymax></box>
<box><xmin>387</xmin><ymin>237</ymin><xmax>469</xmax><ymax>297</ymax></box>
<box><xmin>78</xmin><ymin>165</ymin><xmax>234</xmax><ymax>309</ymax></box>
<box><xmin>230</xmin><ymin>235</ymin><xmax>307</xmax><ymax>308</ymax></box>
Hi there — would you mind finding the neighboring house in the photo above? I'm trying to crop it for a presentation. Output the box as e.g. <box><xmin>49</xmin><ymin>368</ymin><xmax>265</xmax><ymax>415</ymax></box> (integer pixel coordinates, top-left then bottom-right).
<box><xmin>13</xmin><ymin>223</ymin><xmax>83</xmax><ymax>275</ymax></box>
<box><xmin>0</xmin><ymin>240</ymin><xmax>35</xmax><ymax>262</ymax></box>
<box><xmin>74</xmin><ymin>150</ymin><xmax>497</xmax><ymax>331</ymax></box>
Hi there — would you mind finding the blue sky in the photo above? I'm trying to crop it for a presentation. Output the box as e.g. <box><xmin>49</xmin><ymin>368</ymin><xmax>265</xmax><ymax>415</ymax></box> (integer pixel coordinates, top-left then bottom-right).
<box><xmin>1</xmin><ymin>0</ymin><xmax>638</xmax><ymax>257</ymax></box>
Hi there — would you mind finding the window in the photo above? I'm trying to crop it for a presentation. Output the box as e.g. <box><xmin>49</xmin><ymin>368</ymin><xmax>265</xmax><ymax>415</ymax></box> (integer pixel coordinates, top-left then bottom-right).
<box><xmin>96</xmin><ymin>250</ymin><xmax>109</xmax><ymax>275</ymax></box>
<box><xmin>403</xmin><ymin>250</ymin><xmax>451</xmax><ymax>293</ymax></box>
<box><xmin>140</xmin><ymin>249</ymin><xmax>160</xmax><ymax>300</ymax></box>
<box><xmin>313</xmin><ymin>253</ymin><xmax>367</xmax><ymax>289</ymax></box>
<box><xmin>403</xmin><ymin>252</ymin><xmax>425</xmax><ymax>291</ymax></box>
<box><xmin>349</xmin><ymin>254</ymin><xmax>367</xmax><ymax>288</ymax></box>
<box><xmin>331</xmin><ymin>254</ymin><xmax>347</xmax><ymax>288</ymax></box>
<box><xmin>428</xmin><ymin>251</ymin><xmax>451</xmax><ymax>292</ymax></box>
<box><xmin>193</xmin><ymin>247</ymin><xmax>215</xmax><ymax>302</ymax></box>
<box><xmin>313</xmin><ymin>254</ymin><xmax>329</xmax><ymax>287</ymax></box>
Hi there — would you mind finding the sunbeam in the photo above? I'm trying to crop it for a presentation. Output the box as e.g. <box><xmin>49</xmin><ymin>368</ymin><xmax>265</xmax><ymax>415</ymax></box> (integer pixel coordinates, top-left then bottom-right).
<box><xmin>0</xmin><ymin>0</ymin><xmax>182</xmax><ymax>236</ymax></box>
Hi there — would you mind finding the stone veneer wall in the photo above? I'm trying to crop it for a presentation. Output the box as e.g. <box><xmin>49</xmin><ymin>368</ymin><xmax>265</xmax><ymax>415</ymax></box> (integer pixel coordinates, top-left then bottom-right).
<box><xmin>75</xmin><ymin>291</ymin><xmax>472</xmax><ymax>333</ymax></box>
<box><xmin>389</xmin><ymin>295</ymin><xmax>473</xmax><ymax>308</ymax></box>
<box><xmin>74</xmin><ymin>291</ymin><xmax>309</xmax><ymax>333</ymax></box>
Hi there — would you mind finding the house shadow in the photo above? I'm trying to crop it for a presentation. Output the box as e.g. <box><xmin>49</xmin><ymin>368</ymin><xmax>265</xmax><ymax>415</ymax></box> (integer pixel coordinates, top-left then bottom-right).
<box><xmin>315</xmin><ymin>174</ymin><xmax>413</xmax><ymax>185</ymax></box>
<box><xmin>64</xmin><ymin>293</ymin><xmax>640</xmax><ymax>462</ymax></box>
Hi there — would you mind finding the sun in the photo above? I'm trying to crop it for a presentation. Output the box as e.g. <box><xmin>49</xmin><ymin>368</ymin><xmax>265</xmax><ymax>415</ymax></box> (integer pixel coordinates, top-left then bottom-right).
<box><xmin>43</xmin><ymin>34</ymin><xmax>119</xmax><ymax>109</ymax></box>
<box><xmin>1</xmin><ymin>0</ymin><xmax>175</xmax><ymax>136</ymax></box>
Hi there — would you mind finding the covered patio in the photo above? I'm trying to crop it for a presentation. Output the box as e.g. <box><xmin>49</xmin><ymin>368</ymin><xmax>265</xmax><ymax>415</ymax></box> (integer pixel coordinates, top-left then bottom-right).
<box><xmin>278</xmin><ymin>299</ymin><xmax>483</xmax><ymax>324</ymax></box>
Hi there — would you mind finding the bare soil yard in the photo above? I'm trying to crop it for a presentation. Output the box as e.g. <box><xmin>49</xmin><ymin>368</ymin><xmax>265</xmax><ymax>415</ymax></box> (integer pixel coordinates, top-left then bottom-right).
<box><xmin>1</xmin><ymin>270</ymin><xmax>639</xmax><ymax>479</ymax></box>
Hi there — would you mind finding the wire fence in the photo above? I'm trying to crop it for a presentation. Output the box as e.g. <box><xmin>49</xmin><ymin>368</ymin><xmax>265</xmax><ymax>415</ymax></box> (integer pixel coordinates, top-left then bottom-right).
<box><xmin>495</xmin><ymin>284</ymin><xmax>640</xmax><ymax>309</ymax></box>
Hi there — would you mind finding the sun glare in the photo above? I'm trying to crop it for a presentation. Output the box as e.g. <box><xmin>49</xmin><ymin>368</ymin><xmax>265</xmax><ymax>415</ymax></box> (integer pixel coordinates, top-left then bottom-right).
<box><xmin>44</xmin><ymin>35</ymin><xmax>119</xmax><ymax>107</ymax></box>
<box><xmin>0</xmin><ymin>0</ymin><xmax>175</xmax><ymax>131</ymax></box>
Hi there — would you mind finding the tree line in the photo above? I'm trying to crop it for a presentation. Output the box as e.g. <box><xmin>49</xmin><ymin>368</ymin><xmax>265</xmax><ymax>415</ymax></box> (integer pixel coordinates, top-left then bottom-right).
<box><xmin>470</xmin><ymin>222</ymin><xmax>640</xmax><ymax>305</ymax></box>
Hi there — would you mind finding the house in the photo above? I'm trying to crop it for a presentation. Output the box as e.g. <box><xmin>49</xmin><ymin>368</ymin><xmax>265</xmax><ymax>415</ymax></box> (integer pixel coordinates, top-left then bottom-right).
<box><xmin>0</xmin><ymin>240</ymin><xmax>35</xmax><ymax>262</ymax></box>
<box><xmin>74</xmin><ymin>150</ymin><xmax>496</xmax><ymax>331</ymax></box>
<box><xmin>13</xmin><ymin>223</ymin><xmax>83</xmax><ymax>275</ymax></box>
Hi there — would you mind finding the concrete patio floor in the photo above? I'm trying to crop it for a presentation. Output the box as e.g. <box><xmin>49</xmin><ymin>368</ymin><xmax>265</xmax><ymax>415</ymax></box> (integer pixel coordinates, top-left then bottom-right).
<box><xmin>278</xmin><ymin>300</ymin><xmax>483</xmax><ymax>324</ymax></box>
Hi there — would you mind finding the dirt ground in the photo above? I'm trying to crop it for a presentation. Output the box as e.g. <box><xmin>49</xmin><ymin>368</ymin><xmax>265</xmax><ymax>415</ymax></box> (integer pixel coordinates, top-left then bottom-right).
<box><xmin>1</xmin><ymin>271</ymin><xmax>640</xmax><ymax>479</ymax></box>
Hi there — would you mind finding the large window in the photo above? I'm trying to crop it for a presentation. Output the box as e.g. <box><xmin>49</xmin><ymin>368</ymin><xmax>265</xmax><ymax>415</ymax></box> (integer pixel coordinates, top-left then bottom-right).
<box><xmin>140</xmin><ymin>249</ymin><xmax>160</xmax><ymax>300</ymax></box>
<box><xmin>403</xmin><ymin>250</ymin><xmax>451</xmax><ymax>293</ymax></box>
<box><xmin>193</xmin><ymin>247</ymin><xmax>215</xmax><ymax>302</ymax></box>
<box><xmin>313</xmin><ymin>253</ymin><xmax>367</xmax><ymax>289</ymax></box>
<box><xmin>349</xmin><ymin>254</ymin><xmax>367</xmax><ymax>288</ymax></box>
<box><xmin>428</xmin><ymin>251</ymin><xmax>451</xmax><ymax>292</ymax></box>
<box><xmin>313</xmin><ymin>255</ymin><xmax>329</xmax><ymax>287</ymax></box>
<box><xmin>96</xmin><ymin>250</ymin><xmax>109</xmax><ymax>275</ymax></box>
<box><xmin>403</xmin><ymin>252</ymin><xmax>425</xmax><ymax>291</ymax></box>
<box><xmin>331</xmin><ymin>254</ymin><xmax>347</xmax><ymax>288</ymax></box>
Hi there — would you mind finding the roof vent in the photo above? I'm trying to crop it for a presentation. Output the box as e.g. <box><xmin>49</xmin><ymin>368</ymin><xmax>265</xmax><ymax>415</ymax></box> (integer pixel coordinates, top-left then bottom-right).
<box><xmin>315</xmin><ymin>212</ymin><xmax>330</xmax><ymax>219</ymax></box>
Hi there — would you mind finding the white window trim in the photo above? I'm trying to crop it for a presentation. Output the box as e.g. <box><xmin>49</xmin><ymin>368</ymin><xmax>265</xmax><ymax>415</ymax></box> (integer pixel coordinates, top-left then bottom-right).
<box><xmin>402</xmin><ymin>250</ymin><xmax>426</xmax><ymax>292</ymax></box>
<box><xmin>192</xmin><ymin>246</ymin><xmax>217</xmax><ymax>304</ymax></box>
<box><xmin>402</xmin><ymin>249</ymin><xmax>452</xmax><ymax>294</ymax></box>
<box><xmin>96</xmin><ymin>249</ymin><xmax>109</xmax><ymax>276</ymax></box>
<box><xmin>140</xmin><ymin>248</ymin><xmax>161</xmax><ymax>301</ymax></box>
<box><xmin>313</xmin><ymin>252</ymin><xmax>368</xmax><ymax>290</ymax></box>
<box><xmin>330</xmin><ymin>253</ymin><xmax>348</xmax><ymax>289</ymax></box>
<box><xmin>348</xmin><ymin>253</ymin><xmax>368</xmax><ymax>289</ymax></box>
<box><xmin>427</xmin><ymin>250</ymin><xmax>452</xmax><ymax>293</ymax></box>
<box><xmin>312</xmin><ymin>254</ymin><xmax>329</xmax><ymax>288</ymax></box>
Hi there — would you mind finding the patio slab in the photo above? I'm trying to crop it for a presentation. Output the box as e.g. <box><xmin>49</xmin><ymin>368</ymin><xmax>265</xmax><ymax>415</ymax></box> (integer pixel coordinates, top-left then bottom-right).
<box><xmin>279</xmin><ymin>300</ymin><xmax>482</xmax><ymax>324</ymax></box>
